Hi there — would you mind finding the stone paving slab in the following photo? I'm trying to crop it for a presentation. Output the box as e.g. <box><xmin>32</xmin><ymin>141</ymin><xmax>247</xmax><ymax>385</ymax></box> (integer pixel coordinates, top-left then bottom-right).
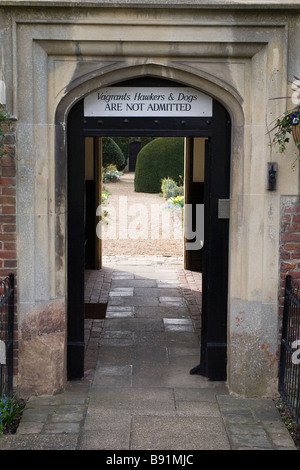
<box><xmin>0</xmin><ymin>434</ymin><xmax>79</xmax><ymax>450</ymax></box>
<box><xmin>88</xmin><ymin>387</ymin><xmax>178</xmax><ymax>415</ymax></box>
<box><xmin>129</xmin><ymin>415</ymin><xmax>231</xmax><ymax>450</ymax></box>
<box><xmin>134</xmin><ymin>306</ymin><xmax>191</xmax><ymax>318</ymax></box>
<box><xmin>1</xmin><ymin>256</ymin><xmax>296</xmax><ymax>451</ymax></box>
<box><xmin>217</xmin><ymin>395</ymin><xmax>296</xmax><ymax>450</ymax></box>
<box><xmin>103</xmin><ymin>317</ymin><xmax>164</xmax><ymax>331</ymax></box>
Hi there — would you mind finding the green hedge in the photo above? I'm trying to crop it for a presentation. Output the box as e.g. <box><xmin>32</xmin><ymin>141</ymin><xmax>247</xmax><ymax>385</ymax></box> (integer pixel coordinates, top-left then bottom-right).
<box><xmin>134</xmin><ymin>137</ymin><xmax>184</xmax><ymax>193</ymax></box>
<box><xmin>102</xmin><ymin>137</ymin><xmax>125</xmax><ymax>170</ymax></box>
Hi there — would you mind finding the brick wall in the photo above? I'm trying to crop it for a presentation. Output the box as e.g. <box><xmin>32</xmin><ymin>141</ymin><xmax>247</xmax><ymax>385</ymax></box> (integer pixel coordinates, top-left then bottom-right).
<box><xmin>0</xmin><ymin>120</ymin><xmax>18</xmax><ymax>385</ymax></box>
<box><xmin>279</xmin><ymin>196</ymin><xmax>300</xmax><ymax>309</ymax></box>
<box><xmin>0</xmin><ymin>122</ymin><xmax>16</xmax><ymax>278</ymax></box>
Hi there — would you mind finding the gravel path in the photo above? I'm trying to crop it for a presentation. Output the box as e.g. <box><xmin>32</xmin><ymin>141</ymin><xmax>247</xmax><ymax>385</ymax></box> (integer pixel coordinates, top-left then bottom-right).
<box><xmin>101</xmin><ymin>173</ymin><xmax>183</xmax><ymax>257</ymax></box>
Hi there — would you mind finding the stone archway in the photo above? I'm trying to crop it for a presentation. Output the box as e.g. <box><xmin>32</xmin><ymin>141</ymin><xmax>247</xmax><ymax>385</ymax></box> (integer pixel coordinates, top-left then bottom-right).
<box><xmin>10</xmin><ymin>7</ymin><xmax>293</xmax><ymax>399</ymax></box>
<box><xmin>55</xmin><ymin>66</ymin><xmax>244</xmax><ymax>386</ymax></box>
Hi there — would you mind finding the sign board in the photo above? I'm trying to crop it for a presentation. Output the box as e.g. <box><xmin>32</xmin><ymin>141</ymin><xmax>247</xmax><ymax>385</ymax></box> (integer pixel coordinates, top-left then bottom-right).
<box><xmin>84</xmin><ymin>87</ymin><xmax>213</xmax><ymax>118</ymax></box>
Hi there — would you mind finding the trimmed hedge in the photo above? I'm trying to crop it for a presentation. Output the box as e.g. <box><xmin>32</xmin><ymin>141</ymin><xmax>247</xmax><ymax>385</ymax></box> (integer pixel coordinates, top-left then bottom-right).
<box><xmin>102</xmin><ymin>137</ymin><xmax>125</xmax><ymax>170</ymax></box>
<box><xmin>134</xmin><ymin>137</ymin><xmax>184</xmax><ymax>193</ymax></box>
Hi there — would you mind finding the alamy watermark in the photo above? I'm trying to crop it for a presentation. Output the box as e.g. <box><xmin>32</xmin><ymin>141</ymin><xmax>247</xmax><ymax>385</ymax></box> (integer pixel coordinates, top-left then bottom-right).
<box><xmin>292</xmin><ymin>340</ymin><xmax>300</xmax><ymax>365</ymax></box>
<box><xmin>96</xmin><ymin>196</ymin><xmax>204</xmax><ymax>251</ymax></box>
<box><xmin>291</xmin><ymin>77</ymin><xmax>300</xmax><ymax>106</ymax></box>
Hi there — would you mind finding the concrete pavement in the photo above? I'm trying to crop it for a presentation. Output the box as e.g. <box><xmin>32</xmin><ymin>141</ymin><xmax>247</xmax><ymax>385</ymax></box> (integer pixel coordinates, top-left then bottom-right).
<box><xmin>0</xmin><ymin>256</ymin><xmax>296</xmax><ymax>451</ymax></box>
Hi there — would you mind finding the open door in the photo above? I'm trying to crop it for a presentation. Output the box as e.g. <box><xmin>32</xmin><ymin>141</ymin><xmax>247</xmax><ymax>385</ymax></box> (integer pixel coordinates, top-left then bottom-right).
<box><xmin>184</xmin><ymin>137</ymin><xmax>206</xmax><ymax>272</ymax></box>
<box><xmin>188</xmin><ymin>110</ymin><xmax>231</xmax><ymax>380</ymax></box>
<box><xmin>67</xmin><ymin>100</ymin><xmax>85</xmax><ymax>379</ymax></box>
<box><xmin>67</xmin><ymin>102</ymin><xmax>103</xmax><ymax>379</ymax></box>
<box><xmin>85</xmin><ymin>137</ymin><xmax>102</xmax><ymax>270</ymax></box>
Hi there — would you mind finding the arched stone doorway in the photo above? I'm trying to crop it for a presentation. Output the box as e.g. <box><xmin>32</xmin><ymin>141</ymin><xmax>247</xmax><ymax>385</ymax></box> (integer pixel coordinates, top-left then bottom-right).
<box><xmin>63</xmin><ymin>74</ymin><xmax>232</xmax><ymax>382</ymax></box>
<box><xmin>10</xmin><ymin>7</ymin><xmax>290</xmax><ymax>398</ymax></box>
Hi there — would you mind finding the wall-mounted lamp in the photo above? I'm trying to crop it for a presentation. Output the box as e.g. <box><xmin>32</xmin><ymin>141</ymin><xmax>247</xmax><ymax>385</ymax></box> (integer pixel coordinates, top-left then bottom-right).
<box><xmin>267</xmin><ymin>162</ymin><xmax>277</xmax><ymax>191</ymax></box>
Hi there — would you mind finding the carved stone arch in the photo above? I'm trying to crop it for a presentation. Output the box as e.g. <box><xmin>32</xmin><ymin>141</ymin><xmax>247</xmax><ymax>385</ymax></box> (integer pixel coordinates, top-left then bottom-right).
<box><xmin>55</xmin><ymin>62</ymin><xmax>244</xmax><ymax>128</ymax></box>
<box><xmin>55</xmin><ymin>61</ymin><xmax>245</xmax><ymax>277</ymax></box>
<box><xmin>55</xmin><ymin>61</ymin><xmax>243</xmax><ymax>380</ymax></box>
<box><xmin>55</xmin><ymin>59</ymin><xmax>244</xmax><ymax>280</ymax></box>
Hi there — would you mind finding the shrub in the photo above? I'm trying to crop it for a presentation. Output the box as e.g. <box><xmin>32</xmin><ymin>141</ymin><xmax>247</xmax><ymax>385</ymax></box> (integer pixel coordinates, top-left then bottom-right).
<box><xmin>134</xmin><ymin>137</ymin><xmax>184</xmax><ymax>193</ymax></box>
<box><xmin>111</xmin><ymin>137</ymin><xmax>129</xmax><ymax>171</ymax></box>
<box><xmin>102</xmin><ymin>164</ymin><xmax>123</xmax><ymax>182</ymax></box>
<box><xmin>102</xmin><ymin>137</ymin><xmax>125</xmax><ymax>170</ymax></box>
<box><xmin>161</xmin><ymin>176</ymin><xmax>184</xmax><ymax>199</ymax></box>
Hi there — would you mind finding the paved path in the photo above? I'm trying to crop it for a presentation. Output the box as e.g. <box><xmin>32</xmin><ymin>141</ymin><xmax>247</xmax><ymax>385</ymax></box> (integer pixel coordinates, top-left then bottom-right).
<box><xmin>0</xmin><ymin>256</ymin><xmax>296</xmax><ymax>451</ymax></box>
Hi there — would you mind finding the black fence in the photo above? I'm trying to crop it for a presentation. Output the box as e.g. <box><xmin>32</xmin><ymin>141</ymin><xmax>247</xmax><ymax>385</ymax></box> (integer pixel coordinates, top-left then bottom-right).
<box><xmin>279</xmin><ymin>274</ymin><xmax>300</xmax><ymax>424</ymax></box>
<box><xmin>0</xmin><ymin>274</ymin><xmax>14</xmax><ymax>396</ymax></box>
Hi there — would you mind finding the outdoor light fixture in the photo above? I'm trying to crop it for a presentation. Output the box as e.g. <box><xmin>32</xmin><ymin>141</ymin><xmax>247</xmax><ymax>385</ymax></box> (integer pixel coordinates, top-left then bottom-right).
<box><xmin>267</xmin><ymin>162</ymin><xmax>277</xmax><ymax>191</ymax></box>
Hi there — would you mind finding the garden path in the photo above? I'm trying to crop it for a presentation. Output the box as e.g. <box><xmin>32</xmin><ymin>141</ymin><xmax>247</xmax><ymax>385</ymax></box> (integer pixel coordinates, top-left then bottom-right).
<box><xmin>101</xmin><ymin>172</ymin><xmax>183</xmax><ymax>257</ymax></box>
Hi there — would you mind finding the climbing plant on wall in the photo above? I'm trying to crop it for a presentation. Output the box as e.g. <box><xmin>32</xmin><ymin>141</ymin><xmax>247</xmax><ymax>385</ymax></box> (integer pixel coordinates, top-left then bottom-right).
<box><xmin>0</xmin><ymin>103</ymin><xmax>11</xmax><ymax>160</ymax></box>
<box><xmin>269</xmin><ymin>77</ymin><xmax>300</xmax><ymax>157</ymax></box>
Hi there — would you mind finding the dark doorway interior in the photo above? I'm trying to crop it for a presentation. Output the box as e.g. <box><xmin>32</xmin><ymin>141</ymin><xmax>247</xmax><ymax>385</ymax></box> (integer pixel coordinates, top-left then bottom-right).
<box><xmin>128</xmin><ymin>140</ymin><xmax>141</xmax><ymax>172</ymax></box>
<box><xmin>66</xmin><ymin>77</ymin><xmax>231</xmax><ymax>381</ymax></box>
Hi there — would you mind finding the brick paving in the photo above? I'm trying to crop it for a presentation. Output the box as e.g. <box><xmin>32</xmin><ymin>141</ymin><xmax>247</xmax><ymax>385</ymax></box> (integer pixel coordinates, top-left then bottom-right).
<box><xmin>83</xmin><ymin>255</ymin><xmax>201</xmax><ymax>382</ymax></box>
<box><xmin>84</xmin><ymin>267</ymin><xmax>113</xmax><ymax>304</ymax></box>
<box><xmin>177</xmin><ymin>268</ymin><xmax>202</xmax><ymax>338</ymax></box>
<box><xmin>84</xmin><ymin>255</ymin><xmax>202</xmax><ymax>348</ymax></box>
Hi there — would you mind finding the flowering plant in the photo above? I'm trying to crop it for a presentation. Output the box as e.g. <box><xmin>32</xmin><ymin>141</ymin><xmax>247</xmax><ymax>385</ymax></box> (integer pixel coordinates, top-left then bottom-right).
<box><xmin>0</xmin><ymin>393</ymin><xmax>25</xmax><ymax>434</ymax></box>
<box><xmin>166</xmin><ymin>195</ymin><xmax>184</xmax><ymax>210</ymax></box>
<box><xmin>102</xmin><ymin>164</ymin><xmax>123</xmax><ymax>182</ymax></box>
<box><xmin>161</xmin><ymin>176</ymin><xmax>184</xmax><ymax>199</ymax></box>
<box><xmin>101</xmin><ymin>187</ymin><xmax>110</xmax><ymax>205</ymax></box>
<box><xmin>100</xmin><ymin>187</ymin><xmax>110</xmax><ymax>224</ymax></box>
<box><xmin>164</xmin><ymin>195</ymin><xmax>184</xmax><ymax>231</ymax></box>
<box><xmin>272</xmin><ymin>107</ymin><xmax>300</xmax><ymax>153</ymax></box>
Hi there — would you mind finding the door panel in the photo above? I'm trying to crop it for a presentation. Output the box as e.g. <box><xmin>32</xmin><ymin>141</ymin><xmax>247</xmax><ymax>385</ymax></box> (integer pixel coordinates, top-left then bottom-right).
<box><xmin>85</xmin><ymin>137</ymin><xmax>102</xmax><ymax>270</ymax></box>
<box><xmin>67</xmin><ymin>100</ymin><xmax>85</xmax><ymax>379</ymax></box>
<box><xmin>197</xmin><ymin>102</ymin><xmax>231</xmax><ymax>380</ymax></box>
<box><xmin>184</xmin><ymin>137</ymin><xmax>205</xmax><ymax>272</ymax></box>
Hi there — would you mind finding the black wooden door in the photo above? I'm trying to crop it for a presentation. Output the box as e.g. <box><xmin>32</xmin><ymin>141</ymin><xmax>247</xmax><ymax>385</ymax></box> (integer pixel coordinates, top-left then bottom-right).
<box><xmin>67</xmin><ymin>100</ymin><xmax>85</xmax><ymax>379</ymax></box>
<box><xmin>194</xmin><ymin>102</ymin><xmax>231</xmax><ymax>380</ymax></box>
<box><xmin>128</xmin><ymin>140</ymin><xmax>142</xmax><ymax>172</ymax></box>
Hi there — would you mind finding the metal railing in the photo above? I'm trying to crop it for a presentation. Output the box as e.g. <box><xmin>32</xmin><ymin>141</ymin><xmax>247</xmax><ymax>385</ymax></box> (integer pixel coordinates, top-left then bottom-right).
<box><xmin>0</xmin><ymin>274</ymin><xmax>15</xmax><ymax>396</ymax></box>
<box><xmin>279</xmin><ymin>274</ymin><xmax>300</xmax><ymax>424</ymax></box>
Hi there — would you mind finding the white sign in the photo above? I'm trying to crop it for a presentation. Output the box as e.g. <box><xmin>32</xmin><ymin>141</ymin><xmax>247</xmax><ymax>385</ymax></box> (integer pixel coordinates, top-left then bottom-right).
<box><xmin>84</xmin><ymin>87</ymin><xmax>213</xmax><ymax>118</ymax></box>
